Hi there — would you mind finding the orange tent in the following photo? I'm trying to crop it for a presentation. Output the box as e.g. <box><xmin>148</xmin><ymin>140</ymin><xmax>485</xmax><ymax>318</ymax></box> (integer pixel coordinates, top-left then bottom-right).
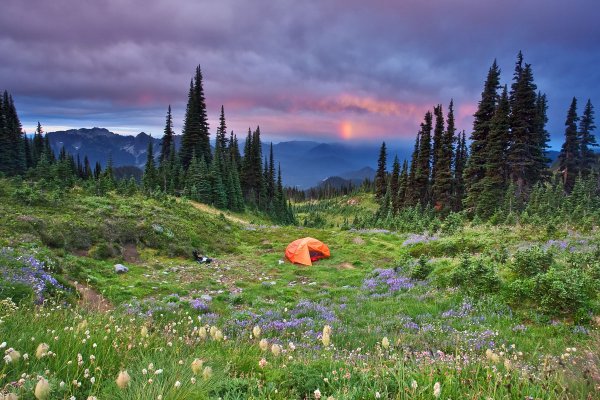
<box><xmin>285</xmin><ymin>237</ymin><xmax>330</xmax><ymax>266</ymax></box>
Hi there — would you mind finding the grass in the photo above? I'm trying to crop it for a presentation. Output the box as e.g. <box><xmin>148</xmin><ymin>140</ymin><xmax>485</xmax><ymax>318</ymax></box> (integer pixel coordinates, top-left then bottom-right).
<box><xmin>0</xmin><ymin>179</ymin><xmax>599</xmax><ymax>399</ymax></box>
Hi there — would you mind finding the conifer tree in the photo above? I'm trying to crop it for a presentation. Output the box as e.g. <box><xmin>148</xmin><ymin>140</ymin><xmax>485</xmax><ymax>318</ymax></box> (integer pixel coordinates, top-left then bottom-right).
<box><xmin>180</xmin><ymin>66</ymin><xmax>211</xmax><ymax>169</ymax></box>
<box><xmin>160</xmin><ymin>105</ymin><xmax>174</xmax><ymax>163</ymax></box>
<box><xmin>453</xmin><ymin>131</ymin><xmax>467</xmax><ymax>211</ymax></box>
<box><xmin>83</xmin><ymin>156</ymin><xmax>92</xmax><ymax>179</ymax></box>
<box><xmin>415</xmin><ymin>111</ymin><xmax>433</xmax><ymax>205</ymax></box>
<box><xmin>390</xmin><ymin>156</ymin><xmax>400</xmax><ymax>214</ymax></box>
<box><xmin>477</xmin><ymin>86</ymin><xmax>511</xmax><ymax>217</ymax></box>
<box><xmin>229</xmin><ymin>131</ymin><xmax>242</xmax><ymax>171</ymax></box>
<box><xmin>32</xmin><ymin>122</ymin><xmax>45</xmax><ymax>167</ymax></box>
<box><xmin>464</xmin><ymin>60</ymin><xmax>500</xmax><ymax>210</ymax></box>
<box><xmin>398</xmin><ymin>160</ymin><xmax>408</xmax><ymax>208</ymax></box>
<box><xmin>558</xmin><ymin>97</ymin><xmax>580</xmax><ymax>193</ymax></box>
<box><xmin>507</xmin><ymin>53</ymin><xmax>542</xmax><ymax>196</ymax></box>
<box><xmin>431</xmin><ymin>104</ymin><xmax>444</xmax><ymax>192</ymax></box>
<box><xmin>406</xmin><ymin>132</ymin><xmax>420</xmax><ymax>206</ymax></box>
<box><xmin>374</xmin><ymin>142</ymin><xmax>388</xmax><ymax>201</ymax></box>
<box><xmin>217</xmin><ymin>105</ymin><xmax>228</xmax><ymax>150</ymax></box>
<box><xmin>142</xmin><ymin>141</ymin><xmax>157</xmax><ymax>192</ymax></box>
<box><xmin>578</xmin><ymin>99</ymin><xmax>597</xmax><ymax>176</ymax></box>
<box><xmin>432</xmin><ymin>101</ymin><xmax>455</xmax><ymax>211</ymax></box>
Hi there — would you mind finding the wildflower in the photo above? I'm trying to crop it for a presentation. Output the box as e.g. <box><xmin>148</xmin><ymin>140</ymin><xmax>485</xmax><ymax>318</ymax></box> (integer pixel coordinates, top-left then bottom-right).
<box><xmin>411</xmin><ymin>380</ymin><xmax>418</xmax><ymax>390</ymax></box>
<box><xmin>433</xmin><ymin>382</ymin><xmax>441</xmax><ymax>398</ymax></box>
<box><xmin>191</xmin><ymin>377</ymin><xmax>196</xmax><ymax>384</ymax></box>
<box><xmin>323</xmin><ymin>325</ymin><xmax>332</xmax><ymax>336</ymax></box>
<box><xmin>141</xmin><ymin>326</ymin><xmax>148</xmax><ymax>338</ymax></box>
<box><xmin>214</xmin><ymin>330</ymin><xmax>224</xmax><ymax>341</ymax></box>
<box><xmin>259</xmin><ymin>339</ymin><xmax>269</xmax><ymax>351</ymax></box>
<box><xmin>34</xmin><ymin>377</ymin><xmax>51</xmax><ymax>400</ymax></box>
<box><xmin>2</xmin><ymin>393</ymin><xmax>18</xmax><ymax>400</ymax></box>
<box><xmin>202</xmin><ymin>366</ymin><xmax>213</xmax><ymax>380</ymax></box>
<box><xmin>76</xmin><ymin>320</ymin><xmax>88</xmax><ymax>332</ymax></box>
<box><xmin>322</xmin><ymin>332</ymin><xmax>330</xmax><ymax>347</ymax></box>
<box><xmin>259</xmin><ymin>358</ymin><xmax>268</xmax><ymax>368</ymax></box>
<box><xmin>209</xmin><ymin>326</ymin><xmax>218</xmax><ymax>338</ymax></box>
<box><xmin>154</xmin><ymin>369</ymin><xmax>163</xmax><ymax>375</ymax></box>
<box><xmin>198</xmin><ymin>327</ymin><xmax>207</xmax><ymax>340</ymax></box>
<box><xmin>375</xmin><ymin>392</ymin><xmax>381</xmax><ymax>398</ymax></box>
<box><xmin>36</xmin><ymin>343</ymin><xmax>50</xmax><ymax>359</ymax></box>
<box><xmin>288</xmin><ymin>342</ymin><xmax>296</xmax><ymax>351</ymax></box>
<box><xmin>314</xmin><ymin>388</ymin><xmax>322</xmax><ymax>399</ymax></box>
<box><xmin>0</xmin><ymin>342</ymin><xmax>5</xmax><ymax>349</ymax></box>
<box><xmin>504</xmin><ymin>359</ymin><xmax>512</xmax><ymax>371</ymax></box>
<box><xmin>5</xmin><ymin>348</ymin><xmax>20</xmax><ymax>363</ymax></box>
<box><xmin>191</xmin><ymin>358</ymin><xmax>203</xmax><ymax>374</ymax></box>
<box><xmin>116</xmin><ymin>370</ymin><xmax>131</xmax><ymax>389</ymax></box>
<box><xmin>174</xmin><ymin>381</ymin><xmax>181</xmax><ymax>388</ymax></box>
<box><xmin>253</xmin><ymin>325</ymin><xmax>261</xmax><ymax>338</ymax></box>
<box><xmin>381</xmin><ymin>337</ymin><xmax>390</xmax><ymax>349</ymax></box>
<box><xmin>87</xmin><ymin>397</ymin><xmax>98</xmax><ymax>400</ymax></box>
<box><xmin>327</xmin><ymin>397</ymin><xmax>335</xmax><ymax>400</ymax></box>
<box><xmin>271</xmin><ymin>344</ymin><xmax>282</xmax><ymax>356</ymax></box>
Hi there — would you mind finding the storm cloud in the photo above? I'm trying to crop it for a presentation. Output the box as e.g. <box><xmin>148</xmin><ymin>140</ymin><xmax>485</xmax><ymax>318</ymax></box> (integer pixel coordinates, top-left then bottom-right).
<box><xmin>1</xmin><ymin>0</ymin><xmax>598</xmax><ymax>146</ymax></box>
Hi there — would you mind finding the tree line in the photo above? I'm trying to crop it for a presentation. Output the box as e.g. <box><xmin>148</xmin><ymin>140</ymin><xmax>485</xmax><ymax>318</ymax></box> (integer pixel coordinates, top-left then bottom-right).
<box><xmin>0</xmin><ymin>65</ymin><xmax>295</xmax><ymax>224</ymax></box>
<box><xmin>374</xmin><ymin>52</ymin><xmax>598</xmax><ymax>221</ymax></box>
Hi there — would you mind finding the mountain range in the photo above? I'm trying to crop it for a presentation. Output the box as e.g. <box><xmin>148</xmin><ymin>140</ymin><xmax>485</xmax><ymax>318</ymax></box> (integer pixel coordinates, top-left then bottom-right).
<box><xmin>46</xmin><ymin>128</ymin><xmax>408</xmax><ymax>188</ymax></box>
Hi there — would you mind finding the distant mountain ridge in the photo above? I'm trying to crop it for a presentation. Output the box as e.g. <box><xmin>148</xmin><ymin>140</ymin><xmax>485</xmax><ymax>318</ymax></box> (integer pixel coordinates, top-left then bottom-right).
<box><xmin>46</xmin><ymin>128</ymin><xmax>406</xmax><ymax>188</ymax></box>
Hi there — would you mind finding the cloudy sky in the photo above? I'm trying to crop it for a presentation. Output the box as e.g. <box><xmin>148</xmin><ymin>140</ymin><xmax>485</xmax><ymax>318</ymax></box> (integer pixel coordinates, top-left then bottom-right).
<box><xmin>1</xmin><ymin>0</ymin><xmax>599</xmax><ymax>148</ymax></box>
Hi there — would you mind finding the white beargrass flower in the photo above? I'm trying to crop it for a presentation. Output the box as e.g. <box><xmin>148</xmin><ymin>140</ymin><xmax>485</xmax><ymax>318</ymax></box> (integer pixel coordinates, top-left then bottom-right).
<box><xmin>202</xmin><ymin>366</ymin><xmax>213</xmax><ymax>380</ymax></box>
<box><xmin>253</xmin><ymin>325</ymin><xmax>261</xmax><ymax>338</ymax></box>
<box><xmin>271</xmin><ymin>344</ymin><xmax>281</xmax><ymax>356</ymax></box>
<box><xmin>116</xmin><ymin>370</ymin><xmax>131</xmax><ymax>389</ymax></box>
<box><xmin>34</xmin><ymin>377</ymin><xmax>51</xmax><ymax>399</ymax></box>
<box><xmin>214</xmin><ymin>330</ymin><xmax>223</xmax><ymax>341</ymax></box>
<box><xmin>433</xmin><ymin>382</ymin><xmax>441</xmax><ymax>398</ymax></box>
<box><xmin>381</xmin><ymin>337</ymin><xmax>390</xmax><ymax>349</ymax></box>
<box><xmin>174</xmin><ymin>380</ymin><xmax>181</xmax><ymax>388</ymax></box>
<box><xmin>191</xmin><ymin>358</ymin><xmax>203</xmax><ymax>374</ymax></box>
<box><xmin>321</xmin><ymin>332</ymin><xmax>330</xmax><ymax>347</ymax></box>
<box><xmin>259</xmin><ymin>339</ymin><xmax>269</xmax><ymax>351</ymax></box>
<box><xmin>141</xmin><ymin>326</ymin><xmax>148</xmax><ymax>337</ymax></box>
<box><xmin>314</xmin><ymin>388</ymin><xmax>322</xmax><ymax>399</ymax></box>
<box><xmin>35</xmin><ymin>343</ymin><xmax>50</xmax><ymax>360</ymax></box>
<box><xmin>411</xmin><ymin>380</ymin><xmax>418</xmax><ymax>390</ymax></box>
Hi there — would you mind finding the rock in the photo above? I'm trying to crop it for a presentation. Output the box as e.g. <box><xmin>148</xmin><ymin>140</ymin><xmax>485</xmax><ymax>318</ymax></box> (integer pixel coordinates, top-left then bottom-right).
<box><xmin>114</xmin><ymin>264</ymin><xmax>129</xmax><ymax>274</ymax></box>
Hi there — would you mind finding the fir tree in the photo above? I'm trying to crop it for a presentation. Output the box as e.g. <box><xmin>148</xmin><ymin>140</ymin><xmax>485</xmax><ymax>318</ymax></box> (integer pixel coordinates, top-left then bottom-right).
<box><xmin>160</xmin><ymin>105</ymin><xmax>174</xmax><ymax>163</ymax></box>
<box><xmin>578</xmin><ymin>99</ymin><xmax>597</xmax><ymax>176</ymax></box>
<box><xmin>507</xmin><ymin>54</ymin><xmax>542</xmax><ymax>196</ymax></box>
<box><xmin>464</xmin><ymin>60</ymin><xmax>500</xmax><ymax>210</ymax></box>
<box><xmin>374</xmin><ymin>142</ymin><xmax>388</xmax><ymax>201</ymax></box>
<box><xmin>415</xmin><ymin>111</ymin><xmax>433</xmax><ymax>205</ymax></box>
<box><xmin>142</xmin><ymin>141</ymin><xmax>157</xmax><ymax>192</ymax></box>
<box><xmin>406</xmin><ymin>132</ymin><xmax>420</xmax><ymax>206</ymax></box>
<box><xmin>180</xmin><ymin>66</ymin><xmax>211</xmax><ymax>168</ymax></box>
<box><xmin>453</xmin><ymin>131</ymin><xmax>467</xmax><ymax>211</ymax></box>
<box><xmin>398</xmin><ymin>160</ymin><xmax>408</xmax><ymax>208</ymax></box>
<box><xmin>432</xmin><ymin>101</ymin><xmax>455</xmax><ymax>211</ymax></box>
<box><xmin>32</xmin><ymin>122</ymin><xmax>45</xmax><ymax>167</ymax></box>
<box><xmin>558</xmin><ymin>97</ymin><xmax>580</xmax><ymax>193</ymax></box>
<box><xmin>390</xmin><ymin>156</ymin><xmax>400</xmax><ymax>214</ymax></box>
<box><xmin>477</xmin><ymin>86</ymin><xmax>511</xmax><ymax>217</ymax></box>
<box><xmin>217</xmin><ymin>105</ymin><xmax>228</xmax><ymax>150</ymax></box>
<box><xmin>430</xmin><ymin>104</ymin><xmax>444</xmax><ymax>193</ymax></box>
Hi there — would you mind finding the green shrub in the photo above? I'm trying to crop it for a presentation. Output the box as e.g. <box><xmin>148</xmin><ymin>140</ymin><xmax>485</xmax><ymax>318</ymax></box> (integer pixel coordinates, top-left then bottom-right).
<box><xmin>535</xmin><ymin>265</ymin><xmax>593</xmax><ymax>316</ymax></box>
<box><xmin>511</xmin><ymin>246</ymin><xmax>553</xmax><ymax>278</ymax></box>
<box><xmin>89</xmin><ymin>241</ymin><xmax>122</xmax><ymax>260</ymax></box>
<box><xmin>450</xmin><ymin>254</ymin><xmax>500</xmax><ymax>297</ymax></box>
<box><xmin>410</xmin><ymin>255</ymin><xmax>433</xmax><ymax>280</ymax></box>
<box><xmin>0</xmin><ymin>281</ymin><xmax>34</xmax><ymax>303</ymax></box>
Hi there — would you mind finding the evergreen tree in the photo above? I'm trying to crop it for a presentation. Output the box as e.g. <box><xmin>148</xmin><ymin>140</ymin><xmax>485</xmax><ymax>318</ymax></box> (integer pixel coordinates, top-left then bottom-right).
<box><xmin>32</xmin><ymin>122</ymin><xmax>45</xmax><ymax>167</ymax></box>
<box><xmin>217</xmin><ymin>105</ymin><xmax>228</xmax><ymax>150</ymax></box>
<box><xmin>229</xmin><ymin>131</ymin><xmax>242</xmax><ymax>171</ymax></box>
<box><xmin>477</xmin><ymin>86</ymin><xmax>511</xmax><ymax>217</ymax></box>
<box><xmin>94</xmin><ymin>162</ymin><xmax>102</xmax><ymax>179</ymax></box>
<box><xmin>83</xmin><ymin>156</ymin><xmax>92</xmax><ymax>179</ymax></box>
<box><xmin>430</xmin><ymin>104</ymin><xmax>444</xmax><ymax>192</ymax></box>
<box><xmin>390</xmin><ymin>156</ymin><xmax>400</xmax><ymax>214</ymax></box>
<box><xmin>415</xmin><ymin>111</ymin><xmax>433</xmax><ymax>205</ymax></box>
<box><xmin>533</xmin><ymin>92</ymin><xmax>550</xmax><ymax>180</ymax></box>
<box><xmin>210</xmin><ymin>140</ymin><xmax>227</xmax><ymax>209</ymax></box>
<box><xmin>406</xmin><ymin>132</ymin><xmax>420</xmax><ymax>206</ymax></box>
<box><xmin>558</xmin><ymin>97</ymin><xmax>580</xmax><ymax>193</ymax></box>
<box><xmin>507</xmin><ymin>54</ymin><xmax>542</xmax><ymax>196</ymax></box>
<box><xmin>0</xmin><ymin>91</ymin><xmax>25</xmax><ymax>175</ymax></box>
<box><xmin>398</xmin><ymin>160</ymin><xmax>408</xmax><ymax>208</ymax></box>
<box><xmin>179</xmin><ymin>66</ymin><xmax>211</xmax><ymax>169</ymax></box>
<box><xmin>160</xmin><ymin>105</ymin><xmax>174</xmax><ymax>163</ymax></box>
<box><xmin>432</xmin><ymin>101</ymin><xmax>455</xmax><ymax>211</ymax></box>
<box><xmin>464</xmin><ymin>60</ymin><xmax>500</xmax><ymax>210</ymax></box>
<box><xmin>453</xmin><ymin>131</ymin><xmax>467</xmax><ymax>211</ymax></box>
<box><xmin>578</xmin><ymin>99</ymin><xmax>597</xmax><ymax>176</ymax></box>
<box><xmin>374</xmin><ymin>142</ymin><xmax>388</xmax><ymax>201</ymax></box>
<box><xmin>142</xmin><ymin>141</ymin><xmax>157</xmax><ymax>192</ymax></box>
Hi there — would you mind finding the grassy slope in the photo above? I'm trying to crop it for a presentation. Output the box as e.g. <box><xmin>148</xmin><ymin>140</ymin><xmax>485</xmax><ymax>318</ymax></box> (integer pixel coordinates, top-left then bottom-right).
<box><xmin>0</xmin><ymin>179</ymin><xmax>598</xmax><ymax>399</ymax></box>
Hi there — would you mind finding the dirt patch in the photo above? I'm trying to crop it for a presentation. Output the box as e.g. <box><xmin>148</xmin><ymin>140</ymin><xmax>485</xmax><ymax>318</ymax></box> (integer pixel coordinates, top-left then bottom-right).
<box><xmin>353</xmin><ymin>237</ymin><xmax>366</xmax><ymax>245</ymax></box>
<box><xmin>72</xmin><ymin>281</ymin><xmax>113</xmax><ymax>312</ymax></box>
<box><xmin>122</xmin><ymin>243</ymin><xmax>140</xmax><ymax>263</ymax></box>
<box><xmin>338</xmin><ymin>262</ymin><xmax>356</xmax><ymax>270</ymax></box>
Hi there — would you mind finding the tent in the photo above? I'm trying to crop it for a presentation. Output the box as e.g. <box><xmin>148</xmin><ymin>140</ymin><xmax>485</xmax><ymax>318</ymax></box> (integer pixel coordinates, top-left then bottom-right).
<box><xmin>285</xmin><ymin>237</ymin><xmax>330</xmax><ymax>266</ymax></box>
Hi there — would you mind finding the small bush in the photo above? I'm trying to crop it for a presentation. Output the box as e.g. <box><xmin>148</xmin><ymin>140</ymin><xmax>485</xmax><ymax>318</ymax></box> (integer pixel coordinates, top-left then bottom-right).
<box><xmin>535</xmin><ymin>265</ymin><xmax>594</xmax><ymax>316</ymax></box>
<box><xmin>410</xmin><ymin>255</ymin><xmax>433</xmax><ymax>280</ymax></box>
<box><xmin>89</xmin><ymin>241</ymin><xmax>121</xmax><ymax>260</ymax></box>
<box><xmin>450</xmin><ymin>254</ymin><xmax>500</xmax><ymax>297</ymax></box>
<box><xmin>511</xmin><ymin>246</ymin><xmax>553</xmax><ymax>278</ymax></box>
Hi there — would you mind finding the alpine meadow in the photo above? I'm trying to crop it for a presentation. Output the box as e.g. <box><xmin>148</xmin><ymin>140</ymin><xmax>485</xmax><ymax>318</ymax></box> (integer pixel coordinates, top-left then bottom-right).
<box><xmin>1</xmin><ymin>1</ymin><xmax>600</xmax><ymax>399</ymax></box>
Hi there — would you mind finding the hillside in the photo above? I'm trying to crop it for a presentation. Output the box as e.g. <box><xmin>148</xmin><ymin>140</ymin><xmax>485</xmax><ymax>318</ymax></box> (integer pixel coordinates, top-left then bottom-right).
<box><xmin>1</xmin><ymin>178</ymin><xmax>599</xmax><ymax>399</ymax></box>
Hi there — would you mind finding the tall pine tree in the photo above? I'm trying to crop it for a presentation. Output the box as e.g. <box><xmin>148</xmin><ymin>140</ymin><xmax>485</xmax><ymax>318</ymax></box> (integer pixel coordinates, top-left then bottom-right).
<box><xmin>558</xmin><ymin>98</ymin><xmax>580</xmax><ymax>193</ymax></box>
<box><xmin>374</xmin><ymin>142</ymin><xmax>387</xmax><ymax>201</ymax></box>
<box><xmin>578</xmin><ymin>99</ymin><xmax>597</xmax><ymax>176</ymax></box>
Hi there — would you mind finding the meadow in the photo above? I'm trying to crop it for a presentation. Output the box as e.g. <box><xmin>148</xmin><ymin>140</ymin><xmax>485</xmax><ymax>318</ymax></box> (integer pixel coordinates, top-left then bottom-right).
<box><xmin>0</xmin><ymin>179</ymin><xmax>599</xmax><ymax>399</ymax></box>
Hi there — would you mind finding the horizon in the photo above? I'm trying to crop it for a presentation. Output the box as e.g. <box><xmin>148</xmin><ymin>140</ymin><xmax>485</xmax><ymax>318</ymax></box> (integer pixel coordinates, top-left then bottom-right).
<box><xmin>2</xmin><ymin>1</ymin><xmax>599</xmax><ymax>150</ymax></box>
